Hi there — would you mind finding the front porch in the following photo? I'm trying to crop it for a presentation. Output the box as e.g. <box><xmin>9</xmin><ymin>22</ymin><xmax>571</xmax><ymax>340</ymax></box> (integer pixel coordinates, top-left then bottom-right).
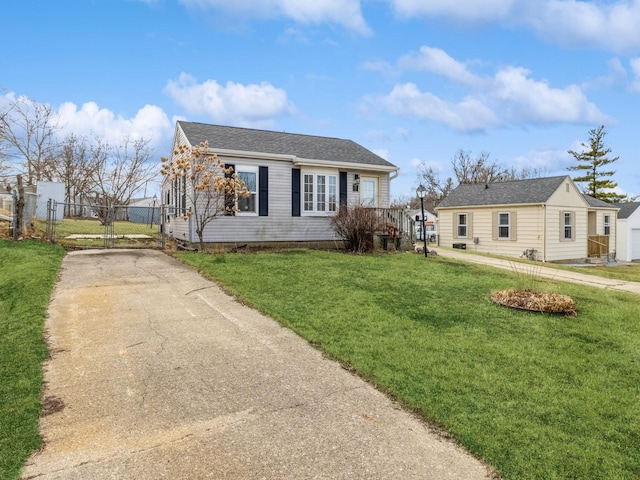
<box><xmin>368</xmin><ymin>208</ymin><xmax>416</xmax><ymax>250</ymax></box>
<box><xmin>587</xmin><ymin>235</ymin><xmax>610</xmax><ymax>263</ymax></box>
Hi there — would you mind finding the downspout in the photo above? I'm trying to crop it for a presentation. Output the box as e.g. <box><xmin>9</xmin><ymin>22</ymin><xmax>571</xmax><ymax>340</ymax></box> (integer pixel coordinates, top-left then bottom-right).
<box><xmin>389</xmin><ymin>168</ymin><xmax>399</xmax><ymax>181</ymax></box>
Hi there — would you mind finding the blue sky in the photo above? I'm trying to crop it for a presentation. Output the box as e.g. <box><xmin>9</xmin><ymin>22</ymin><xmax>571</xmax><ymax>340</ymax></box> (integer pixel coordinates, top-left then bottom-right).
<box><xmin>2</xmin><ymin>0</ymin><xmax>639</xmax><ymax>200</ymax></box>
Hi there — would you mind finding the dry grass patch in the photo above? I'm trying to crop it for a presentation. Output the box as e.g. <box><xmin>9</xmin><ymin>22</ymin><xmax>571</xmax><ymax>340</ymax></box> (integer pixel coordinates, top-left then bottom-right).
<box><xmin>491</xmin><ymin>289</ymin><xmax>577</xmax><ymax>317</ymax></box>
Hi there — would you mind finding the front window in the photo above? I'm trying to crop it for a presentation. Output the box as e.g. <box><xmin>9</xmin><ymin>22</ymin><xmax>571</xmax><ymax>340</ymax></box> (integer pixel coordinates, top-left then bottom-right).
<box><xmin>563</xmin><ymin>212</ymin><xmax>573</xmax><ymax>240</ymax></box>
<box><xmin>237</xmin><ymin>167</ymin><xmax>257</xmax><ymax>214</ymax></box>
<box><xmin>303</xmin><ymin>172</ymin><xmax>338</xmax><ymax>213</ymax></box>
<box><xmin>498</xmin><ymin>212</ymin><xmax>510</xmax><ymax>239</ymax></box>
<box><xmin>457</xmin><ymin>213</ymin><xmax>467</xmax><ymax>238</ymax></box>
<box><xmin>604</xmin><ymin>215</ymin><xmax>610</xmax><ymax>235</ymax></box>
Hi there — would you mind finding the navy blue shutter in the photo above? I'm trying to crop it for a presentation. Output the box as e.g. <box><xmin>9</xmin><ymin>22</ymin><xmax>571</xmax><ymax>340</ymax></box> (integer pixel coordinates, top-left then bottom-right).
<box><xmin>259</xmin><ymin>166</ymin><xmax>268</xmax><ymax>216</ymax></box>
<box><xmin>339</xmin><ymin>171</ymin><xmax>348</xmax><ymax>206</ymax></box>
<box><xmin>292</xmin><ymin>168</ymin><xmax>301</xmax><ymax>217</ymax></box>
<box><xmin>224</xmin><ymin>163</ymin><xmax>235</xmax><ymax>216</ymax></box>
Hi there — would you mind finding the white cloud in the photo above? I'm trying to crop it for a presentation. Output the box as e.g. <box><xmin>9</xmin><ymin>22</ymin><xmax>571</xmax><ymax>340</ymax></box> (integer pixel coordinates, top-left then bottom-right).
<box><xmin>524</xmin><ymin>1</ymin><xmax>640</xmax><ymax>52</ymax></box>
<box><xmin>513</xmin><ymin>147</ymin><xmax>572</xmax><ymax>172</ymax></box>
<box><xmin>390</xmin><ymin>0</ymin><xmax>515</xmax><ymax>22</ymax></box>
<box><xmin>366</xmin><ymin>46</ymin><xmax>609</xmax><ymax>132</ymax></box>
<box><xmin>387</xmin><ymin>0</ymin><xmax>640</xmax><ymax>52</ymax></box>
<box><xmin>397</xmin><ymin>46</ymin><xmax>483</xmax><ymax>87</ymax></box>
<box><xmin>490</xmin><ymin>66</ymin><xmax>608</xmax><ymax>124</ymax></box>
<box><xmin>163</xmin><ymin>73</ymin><xmax>293</xmax><ymax>128</ymax></box>
<box><xmin>368</xmin><ymin>83</ymin><xmax>499</xmax><ymax>133</ymax></box>
<box><xmin>56</xmin><ymin>102</ymin><xmax>173</xmax><ymax>148</ymax></box>
<box><xmin>178</xmin><ymin>0</ymin><xmax>371</xmax><ymax>35</ymax></box>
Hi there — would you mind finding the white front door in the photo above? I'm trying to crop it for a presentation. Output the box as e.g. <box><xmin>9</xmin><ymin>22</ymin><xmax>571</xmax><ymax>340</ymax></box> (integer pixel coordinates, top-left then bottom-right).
<box><xmin>361</xmin><ymin>177</ymin><xmax>378</xmax><ymax>207</ymax></box>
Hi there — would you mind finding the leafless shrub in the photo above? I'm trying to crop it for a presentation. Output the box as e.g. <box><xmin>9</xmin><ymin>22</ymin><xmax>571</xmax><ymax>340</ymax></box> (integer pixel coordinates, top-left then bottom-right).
<box><xmin>331</xmin><ymin>205</ymin><xmax>381</xmax><ymax>253</ymax></box>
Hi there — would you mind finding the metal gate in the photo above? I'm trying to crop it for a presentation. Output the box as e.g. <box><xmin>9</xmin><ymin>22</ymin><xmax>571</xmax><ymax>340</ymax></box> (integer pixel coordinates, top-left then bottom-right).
<box><xmin>45</xmin><ymin>200</ymin><xmax>163</xmax><ymax>249</ymax></box>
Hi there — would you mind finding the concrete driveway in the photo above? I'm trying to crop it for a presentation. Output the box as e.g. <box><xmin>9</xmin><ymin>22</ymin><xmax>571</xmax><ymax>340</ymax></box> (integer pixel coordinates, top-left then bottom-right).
<box><xmin>22</xmin><ymin>249</ymin><xmax>494</xmax><ymax>480</ymax></box>
<box><xmin>434</xmin><ymin>248</ymin><xmax>640</xmax><ymax>295</ymax></box>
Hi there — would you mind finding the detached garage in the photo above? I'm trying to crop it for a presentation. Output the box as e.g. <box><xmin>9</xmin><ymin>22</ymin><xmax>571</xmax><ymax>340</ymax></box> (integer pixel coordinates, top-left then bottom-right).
<box><xmin>616</xmin><ymin>202</ymin><xmax>640</xmax><ymax>262</ymax></box>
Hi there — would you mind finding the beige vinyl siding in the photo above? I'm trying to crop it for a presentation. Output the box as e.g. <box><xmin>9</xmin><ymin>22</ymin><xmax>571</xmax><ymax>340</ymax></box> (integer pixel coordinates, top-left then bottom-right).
<box><xmin>544</xmin><ymin>180</ymin><xmax>588</xmax><ymax>262</ymax></box>
<box><xmin>438</xmin><ymin>205</ymin><xmax>546</xmax><ymax>259</ymax></box>
<box><xmin>544</xmin><ymin>206</ymin><xmax>587</xmax><ymax>262</ymax></box>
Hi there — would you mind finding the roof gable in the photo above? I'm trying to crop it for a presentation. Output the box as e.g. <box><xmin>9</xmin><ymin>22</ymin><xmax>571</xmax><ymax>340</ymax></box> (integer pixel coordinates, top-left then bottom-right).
<box><xmin>437</xmin><ymin>176</ymin><xmax>570</xmax><ymax>208</ymax></box>
<box><xmin>177</xmin><ymin>121</ymin><xmax>396</xmax><ymax>169</ymax></box>
<box><xmin>615</xmin><ymin>202</ymin><xmax>640</xmax><ymax>219</ymax></box>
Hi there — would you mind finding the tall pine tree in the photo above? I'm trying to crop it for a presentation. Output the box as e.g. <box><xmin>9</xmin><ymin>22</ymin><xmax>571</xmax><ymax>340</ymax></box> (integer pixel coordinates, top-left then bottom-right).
<box><xmin>567</xmin><ymin>125</ymin><xmax>626</xmax><ymax>203</ymax></box>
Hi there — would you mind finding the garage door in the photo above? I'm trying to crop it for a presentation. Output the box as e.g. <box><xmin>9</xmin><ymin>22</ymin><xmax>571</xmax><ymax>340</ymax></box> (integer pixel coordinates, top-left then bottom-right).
<box><xmin>632</xmin><ymin>228</ymin><xmax>640</xmax><ymax>261</ymax></box>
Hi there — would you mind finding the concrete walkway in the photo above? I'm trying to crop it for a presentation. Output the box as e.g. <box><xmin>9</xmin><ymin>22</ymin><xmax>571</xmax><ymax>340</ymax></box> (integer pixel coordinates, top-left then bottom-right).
<box><xmin>434</xmin><ymin>248</ymin><xmax>640</xmax><ymax>295</ymax></box>
<box><xmin>22</xmin><ymin>250</ymin><xmax>494</xmax><ymax>480</ymax></box>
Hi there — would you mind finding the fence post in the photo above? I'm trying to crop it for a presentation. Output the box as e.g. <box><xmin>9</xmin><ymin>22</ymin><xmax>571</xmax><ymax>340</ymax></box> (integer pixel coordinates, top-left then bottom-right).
<box><xmin>11</xmin><ymin>189</ymin><xmax>18</xmax><ymax>239</ymax></box>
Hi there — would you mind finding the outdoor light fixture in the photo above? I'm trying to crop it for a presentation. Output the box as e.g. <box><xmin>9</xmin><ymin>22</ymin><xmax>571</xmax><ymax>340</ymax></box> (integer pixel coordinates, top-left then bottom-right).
<box><xmin>416</xmin><ymin>184</ymin><xmax>428</xmax><ymax>258</ymax></box>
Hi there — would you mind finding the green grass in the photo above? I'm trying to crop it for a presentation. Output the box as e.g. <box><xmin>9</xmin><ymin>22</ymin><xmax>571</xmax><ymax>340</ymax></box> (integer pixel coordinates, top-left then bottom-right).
<box><xmin>179</xmin><ymin>249</ymin><xmax>640</xmax><ymax>480</ymax></box>
<box><xmin>0</xmin><ymin>240</ymin><xmax>65</xmax><ymax>480</ymax></box>
<box><xmin>33</xmin><ymin>218</ymin><xmax>159</xmax><ymax>248</ymax></box>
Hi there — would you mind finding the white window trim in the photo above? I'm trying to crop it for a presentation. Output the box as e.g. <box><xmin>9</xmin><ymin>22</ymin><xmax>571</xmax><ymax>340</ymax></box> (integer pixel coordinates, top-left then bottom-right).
<box><xmin>236</xmin><ymin>165</ymin><xmax>259</xmax><ymax>216</ymax></box>
<box><xmin>498</xmin><ymin>212</ymin><xmax>510</xmax><ymax>240</ymax></box>
<box><xmin>302</xmin><ymin>169</ymin><xmax>338</xmax><ymax>216</ymax></box>
<box><xmin>604</xmin><ymin>214</ymin><xmax>611</xmax><ymax>235</ymax></box>
<box><xmin>562</xmin><ymin>211</ymin><xmax>574</xmax><ymax>241</ymax></box>
<box><xmin>457</xmin><ymin>213</ymin><xmax>468</xmax><ymax>238</ymax></box>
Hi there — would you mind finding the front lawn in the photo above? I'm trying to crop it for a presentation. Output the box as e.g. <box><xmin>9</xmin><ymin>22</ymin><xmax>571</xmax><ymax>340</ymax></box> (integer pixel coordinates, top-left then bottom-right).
<box><xmin>179</xmin><ymin>249</ymin><xmax>640</xmax><ymax>480</ymax></box>
<box><xmin>0</xmin><ymin>240</ymin><xmax>65</xmax><ymax>480</ymax></box>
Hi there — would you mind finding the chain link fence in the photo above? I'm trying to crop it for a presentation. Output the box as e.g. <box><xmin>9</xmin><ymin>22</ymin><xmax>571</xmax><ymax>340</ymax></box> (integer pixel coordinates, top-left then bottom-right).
<box><xmin>42</xmin><ymin>201</ymin><xmax>162</xmax><ymax>249</ymax></box>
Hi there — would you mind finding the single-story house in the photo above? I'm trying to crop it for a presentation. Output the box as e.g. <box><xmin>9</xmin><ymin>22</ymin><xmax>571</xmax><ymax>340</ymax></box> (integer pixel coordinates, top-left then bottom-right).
<box><xmin>615</xmin><ymin>202</ymin><xmax>640</xmax><ymax>262</ymax></box>
<box><xmin>435</xmin><ymin>175</ymin><xmax>619</xmax><ymax>263</ymax></box>
<box><xmin>162</xmin><ymin>121</ymin><xmax>401</xmax><ymax>248</ymax></box>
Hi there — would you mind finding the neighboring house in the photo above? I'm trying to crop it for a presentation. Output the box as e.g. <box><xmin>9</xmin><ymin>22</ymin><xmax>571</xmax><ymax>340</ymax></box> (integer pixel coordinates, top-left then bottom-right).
<box><xmin>436</xmin><ymin>175</ymin><xmax>619</xmax><ymax>263</ymax></box>
<box><xmin>162</xmin><ymin>121</ymin><xmax>400</xmax><ymax>248</ymax></box>
<box><xmin>615</xmin><ymin>202</ymin><xmax>640</xmax><ymax>262</ymax></box>
<box><xmin>408</xmin><ymin>208</ymin><xmax>437</xmax><ymax>242</ymax></box>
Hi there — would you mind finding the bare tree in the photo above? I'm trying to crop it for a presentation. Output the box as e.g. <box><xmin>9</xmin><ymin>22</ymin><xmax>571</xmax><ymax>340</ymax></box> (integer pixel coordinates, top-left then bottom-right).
<box><xmin>452</xmin><ymin>150</ymin><xmax>505</xmax><ymax>184</ymax></box>
<box><xmin>0</xmin><ymin>107</ymin><xmax>11</xmax><ymax>179</ymax></box>
<box><xmin>87</xmin><ymin>136</ymin><xmax>158</xmax><ymax>224</ymax></box>
<box><xmin>50</xmin><ymin>134</ymin><xmax>100</xmax><ymax>216</ymax></box>
<box><xmin>0</xmin><ymin>96</ymin><xmax>60</xmax><ymax>185</ymax></box>
<box><xmin>416</xmin><ymin>164</ymin><xmax>455</xmax><ymax>211</ymax></box>
<box><xmin>417</xmin><ymin>150</ymin><xmax>544</xmax><ymax>208</ymax></box>
<box><xmin>161</xmin><ymin>141</ymin><xmax>249</xmax><ymax>251</ymax></box>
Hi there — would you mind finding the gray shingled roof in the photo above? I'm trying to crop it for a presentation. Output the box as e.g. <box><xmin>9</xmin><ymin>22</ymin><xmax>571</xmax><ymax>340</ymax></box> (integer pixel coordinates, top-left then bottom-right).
<box><xmin>583</xmin><ymin>195</ymin><xmax>619</xmax><ymax>209</ymax></box>
<box><xmin>437</xmin><ymin>176</ymin><xmax>569</xmax><ymax>208</ymax></box>
<box><xmin>178</xmin><ymin>121</ymin><xmax>397</xmax><ymax>169</ymax></box>
<box><xmin>615</xmin><ymin>202</ymin><xmax>640</xmax><ymax>219</ymax></box>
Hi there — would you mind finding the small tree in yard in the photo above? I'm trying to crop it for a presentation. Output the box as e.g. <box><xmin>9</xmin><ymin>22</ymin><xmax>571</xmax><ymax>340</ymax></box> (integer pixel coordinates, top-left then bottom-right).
<box><xmin>331</xmin><ymin>205</ymin><xmax>381</xmax><ymax>253</ymax></box>
<box><xmin>161</xmin><ymin>141</ymin><xmax>249</xmax><ymax>251</ymax></box>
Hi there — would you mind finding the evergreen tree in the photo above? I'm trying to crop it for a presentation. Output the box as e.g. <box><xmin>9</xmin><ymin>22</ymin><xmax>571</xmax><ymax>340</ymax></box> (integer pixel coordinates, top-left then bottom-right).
<box><xmin>567</xmin><ymin>125</ymin><xmax>626</xmax><ymax>202</ymax></box>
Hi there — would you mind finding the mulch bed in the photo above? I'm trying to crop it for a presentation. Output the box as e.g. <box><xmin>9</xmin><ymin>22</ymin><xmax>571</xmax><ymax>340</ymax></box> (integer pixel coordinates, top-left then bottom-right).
<box><xmin>491</xmin><ymin>289</ymin><xmax>577</xmax><ymax>317</ymax></box>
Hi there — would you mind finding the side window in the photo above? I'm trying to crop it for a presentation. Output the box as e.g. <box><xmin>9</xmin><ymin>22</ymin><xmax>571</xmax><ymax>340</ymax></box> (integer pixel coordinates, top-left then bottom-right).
<box><xmin>457</xmin><ymin>213</ymin><xmax>467</xmax><ymax>238</ymax></box>
<box><xmin>563</xmin><ymin>212</ymin><xmax>574</xmax><ymax>240</ymax></box>
<box><xmin>237</xmin><ymin>167</ymin><xmax>258</xmax><ymax>214</ymax></box>
<box><xmin>498</xmin><ymin>212</ymin><xmax>510</xmax><ymax>239</ymax></box>
<box><xmin>604</xmin><ymin>214</ymin><xmax>610</xmax><ymax>235</ymax></box>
